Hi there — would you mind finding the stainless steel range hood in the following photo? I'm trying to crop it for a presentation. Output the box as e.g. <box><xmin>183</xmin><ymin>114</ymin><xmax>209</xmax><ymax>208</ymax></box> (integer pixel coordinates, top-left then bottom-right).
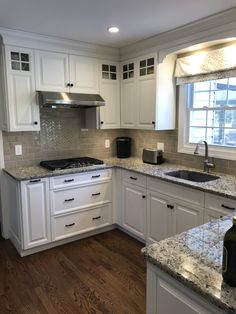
<box><xmin>37</xmin><ymin>91</ymin><xmax>105</xmax><ymax>108</ymax></box>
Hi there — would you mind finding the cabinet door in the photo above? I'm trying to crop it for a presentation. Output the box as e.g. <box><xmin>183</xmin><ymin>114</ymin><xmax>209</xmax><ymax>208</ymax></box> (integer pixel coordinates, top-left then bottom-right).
<box><xmin>204</xmin><ymin>193</ymin><xmax>236</xmax><ymax>223</ymax></box>
<box><xmin>173</xmin><ymin>201</ymin><xmax>203</xmax><ymax>236</ymax></box>
<box><xmin>69</xmin><ymin>55</ymin><xmax>99</xmax><ymax>94</ymax></box>
<box><xmin>122</xmin><ymin>182</ymin><xmax>146</xmax><ymax>239</ymax></box>
<box><xmin>137</xmin><ymin>55</ymin><xmax>156</xmax><ymax>130</ymax></box>
<box><xmin>4</xmin><ymin>46</ymin><xmax>40</xmax><ymax>131</ymax></box>
<box><xmin>35</xmin><ymin>50</ymin><xmax>69</xmax><ymax>92</ymax></box>
<box><xmin>120</xmin><ymin>61</ymin><xmax>136</xmax><ymax>128</ymax></box>
<box><xmin>99</xmin><ymin>62</ymin><xmax>120</xmax><ymax>129</ymax></box>
<box><xmin>147</xmin><ymin>191</ymin><xmax>172</xmax><ymax>243</ymax></box>
<box><xmin>21</xmin><ymin>178</ymin><xmax>51</xmax><ymax>249</ymax></box>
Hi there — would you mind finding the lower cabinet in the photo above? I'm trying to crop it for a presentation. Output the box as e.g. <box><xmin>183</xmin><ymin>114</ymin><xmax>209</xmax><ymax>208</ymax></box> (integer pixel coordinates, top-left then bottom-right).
<box><xmin>51</xmin><ymin>203</ymin><xmax>112</xmax><ymax>241</ymax></box>
<box><xmin>147</xmin><ymin>262</ymin><xmax>225</xmax><ymax>314</ymax></box>
<box><xmin>122</xmin><ymin>182</ymin><xmax>146</xmax><ymax>239</ymax></box>
<box><xmin>21</xmin><ymin>178</ymin><xmax>51</xmax><ymax>249</ymax></box>
<box><xmin>204</xmin><ymin>192</ymin><xmax>236</xmax><ymax>222</ymax></box>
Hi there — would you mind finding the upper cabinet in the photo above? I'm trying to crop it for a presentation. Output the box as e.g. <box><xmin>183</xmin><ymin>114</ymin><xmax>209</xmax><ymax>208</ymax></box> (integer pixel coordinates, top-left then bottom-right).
<box><xmin>0</xmin><ymin>45</ymin><xmax>40</xmax><ymax>131</ymax></box>
<box><xmin>121</xmin><ymin>54</ymin><xmax>176</xmax><ymax>130</ymax></box>
<box><xmin>35</xmin><ymin>50</ymin><xmax>99</xmax><ymax>94</ymax></box>
<box><xmin>99</xmin><ymin>61</ymin><xmax>120</xmax><ymax>129</ymax></box>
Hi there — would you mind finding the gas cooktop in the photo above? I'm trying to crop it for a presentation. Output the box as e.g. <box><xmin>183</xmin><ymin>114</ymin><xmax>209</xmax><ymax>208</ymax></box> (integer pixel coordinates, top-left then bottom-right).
<box><xmin>40</xmin><ymin>157</ymin><xmax>104</xmax><ymax>171</ymax></box>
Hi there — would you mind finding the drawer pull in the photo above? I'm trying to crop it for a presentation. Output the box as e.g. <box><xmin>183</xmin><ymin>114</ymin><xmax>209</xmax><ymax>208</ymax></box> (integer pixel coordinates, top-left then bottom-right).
<box><xmin>29</xmin><ymin>179</ymin><xmax>41</xmax><ymax>183</ymax></box>
<box><xmin>92</xmin><ymin>216</ymin><xmax>101</xmax><ymax>220</ymax></box>
<box><xmin>65</xmin><ymin>223</ymin><xmax>75</xmax><ymax>227</ymax></box>
<box><xmin>130</xmin><ymin>176</ymin><xmax>137</xmax><ymax>180</ymax></box>
<box><xmin>64</xmin><ymin>198</ymin><xmax>75</xmax><ymax>202</ymax></box>
<box><xmin>64</xmin><ymin>179</ymin><xmax>74</xmax><ymax>183</ymax></box>
<box><xmin>221</xmin><ymin>204</ymin><xmax>235</xmax><ymax>211</ymax></box>
<box><xmin>142</xmin><ymin>195</ymin><xmax>146</xmax><ymax>199</ymax></box>
<box><xmin>91</xmin><ymin>175</ymin><xmax>101</xmax><ymax>178</ymax></box>
<box><xmin>167</xmin><ymin>204</ymin><xmax>174</xmax><ymax>209</ymax></box>
<box><xmin>92</xmin><ymin>192</ymin><xmax>101</xmax><ymax>196</ymax></box>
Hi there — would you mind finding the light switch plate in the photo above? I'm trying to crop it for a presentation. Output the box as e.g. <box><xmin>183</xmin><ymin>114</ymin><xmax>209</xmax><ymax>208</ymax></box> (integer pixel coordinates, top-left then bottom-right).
<box><xmin>105</xmin><ymin>139</ymin><xmax>110</xmax><ymax>148</ymax></box>
<box><xmin>15</xmin><ymin>144</ymin><xmax>22</xmax><ymax>155</ymax></box>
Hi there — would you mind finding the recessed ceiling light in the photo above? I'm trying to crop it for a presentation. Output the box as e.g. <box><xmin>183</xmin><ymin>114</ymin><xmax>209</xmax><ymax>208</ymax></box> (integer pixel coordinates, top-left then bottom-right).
<box><xmin>107</xmin><ymin>26</ymin><xmax>119</xmax><ymax>33</ymax></box>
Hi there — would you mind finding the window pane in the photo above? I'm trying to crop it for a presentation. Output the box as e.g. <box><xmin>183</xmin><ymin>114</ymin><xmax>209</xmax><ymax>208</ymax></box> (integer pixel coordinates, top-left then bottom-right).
<box><xmin>147</xmin><ymin>58</ymin><xmax>154</xmax><ymax>66</ymax></box>
<box><xmin>140</xmin><ymin>68</ymin><xmax>146</xmax><ymax>76</ymax></box>
<box><xmin>189</xmin><ymin>127</ymin><xmax>206</xmax><ymax>143</ymax></box>
<box><xmin>102</xmin><ymin>64</ymin><xmax>109</xmax><ymax>71</ymax></box>
<box><xmin>11</xmin><ymin>52</ymin><xmax>19</xmax><ymax>61</ymax></box>
<box><xmin>129</xmin><ymin>63</ymin><xmax>134</xmax><ymax>70</ymax></box>
<box><xmin>224</xmin><ymin>129</ymin><xmax>236</xmax><ymax>146</ymax></box>
<box><xmin>110</xmin><ymin>65</ymin><xmax>116</xmax><ymax>72</ymax></box>
<box><xmin>129</xmin><ymin>71</ymin><xmax>134</xmax><ymax>78</ymax></box>
<box><xmin>140</xmin><ymin>60</ymin><xmax>146</xmax><ymax>68</ymax></box>
<box><xmin>189</xmin><ymin>111</ymin><xmax>206</xmax><ymax>127</ymax></box>
<box><xmin>123</xmin><ymin>64</ymin><xmax>127</xmax><ymax>72</ymax></box>
<box><xmin>194</xmin><ymin>81</ymin><xmax>210</xmax><ymax>91</ymax></box>
<box><xmin>193</xmin><ymin>92</ymin><xmax>210</xmax><ymax>108</ymax></box>
<box><xmin>147</xmin><ymin>66</ymin><xmax>154</xmax><ymax>75</ymax></box>
<box><xmin>21</xmin><ymin>63</ymin><xmax>29</xmax><ymax>71</ymax></box>
<box><xmin>11</xmin><ymin>61</ymin><xmax>20</xmax><ymax>70</ymax></box>
<box><xmin>21</xmin><ymin>53</ymin><xmax>29</xmax><ymax>62</ymax></box>
<box><xmin>207</xmin><ymin>110</ymin><xmax>224</xmax><ymax>128</ymax></box>
<box><xmin>102</xmin><ymin>72</ymin><xmax>109</xmax><ymax>79</ymax></box>
<box><xmin>225</xmin><ymin>110</ymin><xmax>236</xmax><ymax>128</ymax></box>
<box><xmin>110</xmin><ymin>73</ymin><xmax>116</xmax><ymax>80</ymax></box>
<box><xmin>123</xmin><ymin>72</ymin><xmax>128</xmax><ymax>80</ymax></box>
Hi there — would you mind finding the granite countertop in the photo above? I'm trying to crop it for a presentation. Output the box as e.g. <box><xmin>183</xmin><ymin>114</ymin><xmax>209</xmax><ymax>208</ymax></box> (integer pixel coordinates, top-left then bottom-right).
<box><xmin>4</xmin><ymin>157</ymin><xmax>236</xmax><ymax>201</ymax></box>
<box><xmin>142</xmin><ymin>216</ymin><xmax>236</xmax><ymax>313</ymax></box>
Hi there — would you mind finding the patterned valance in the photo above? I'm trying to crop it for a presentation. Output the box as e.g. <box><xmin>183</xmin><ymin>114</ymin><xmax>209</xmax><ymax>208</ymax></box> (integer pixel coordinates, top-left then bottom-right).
<box><xmin>175</xmin><ymin>43</ymin><xmax>236</xmax><ymax>85</ymax></box>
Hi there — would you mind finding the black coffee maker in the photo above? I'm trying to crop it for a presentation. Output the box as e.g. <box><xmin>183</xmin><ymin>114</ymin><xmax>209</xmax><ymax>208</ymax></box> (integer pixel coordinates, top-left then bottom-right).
<box><xmin>116</xmin><ymin>137</ymin><xmax>131</xmax><ymax>158</ymax></box>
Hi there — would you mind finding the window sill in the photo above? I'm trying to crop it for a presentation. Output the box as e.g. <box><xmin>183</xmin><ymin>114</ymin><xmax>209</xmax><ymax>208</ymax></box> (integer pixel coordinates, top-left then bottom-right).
<box><xmin>178</xmin><ymin>142</ymin><xmax>236</xmax><ymax>161</ymax></box>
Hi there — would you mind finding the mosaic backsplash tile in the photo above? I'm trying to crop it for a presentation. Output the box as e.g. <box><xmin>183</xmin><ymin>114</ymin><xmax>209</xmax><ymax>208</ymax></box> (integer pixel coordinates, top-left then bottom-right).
<box><xmin>3</xmin><ymin>108</ymin><xmax>236</xmax><ymax>174</ymax></box>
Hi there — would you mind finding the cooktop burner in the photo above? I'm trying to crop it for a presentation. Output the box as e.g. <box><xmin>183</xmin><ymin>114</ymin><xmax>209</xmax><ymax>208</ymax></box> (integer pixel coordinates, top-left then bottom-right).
<box><xmin>40</xmin><ymin>157</ymin><xmax>104</xmax><ymax>171</ymax></box>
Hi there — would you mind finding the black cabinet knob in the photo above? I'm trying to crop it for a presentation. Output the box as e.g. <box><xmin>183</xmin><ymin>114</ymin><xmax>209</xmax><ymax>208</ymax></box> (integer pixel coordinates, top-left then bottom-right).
<box><xmin>100</xmin><ymin>121</ymin><xmax>104</xmax><ymax>124</ymax></box>
<box><xmin>34</xmin><ymin>121</ymin><xmax>38</xmax><ymax>125</ymax></box>
<box><xmin>142</xmin><ymin>195</ymin><xmax>146</xmax><ymax>199</ymax></box>
<box><xmin>66</xmin><ymin>83</ymin><xmax>70</xmax><ymax>87</ymax></box>
<box><xmin>70</xmin><ymin>83</ymin><xmax>74</xmax><ymax>87</ymax></box>
<box><xmin>152</xmin><ymin>121</ymin><xmax>155</xmax><ymax>124</ymax></box>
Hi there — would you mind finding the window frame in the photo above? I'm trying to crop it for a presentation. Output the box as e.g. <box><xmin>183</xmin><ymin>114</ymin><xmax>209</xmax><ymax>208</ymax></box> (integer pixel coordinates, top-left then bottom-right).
<box><xmin>178</xmin><ymin>84</ymin><xmax>236</xmax><ymax>160</ymax></box>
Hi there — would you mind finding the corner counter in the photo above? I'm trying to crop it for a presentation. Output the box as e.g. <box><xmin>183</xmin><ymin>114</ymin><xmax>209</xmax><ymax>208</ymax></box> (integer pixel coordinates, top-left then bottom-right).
<box><xmin>142</xmin><ymin>216</ymin><xmax>236</xmax><ymax>313</ymax></box>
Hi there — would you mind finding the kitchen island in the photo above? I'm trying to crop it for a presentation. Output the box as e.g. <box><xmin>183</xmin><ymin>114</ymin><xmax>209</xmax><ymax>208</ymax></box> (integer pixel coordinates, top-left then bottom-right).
<box><xmin>142</xmin><ymin>215</ymin><xmax>236</xmax><ymax>314</ymax></box>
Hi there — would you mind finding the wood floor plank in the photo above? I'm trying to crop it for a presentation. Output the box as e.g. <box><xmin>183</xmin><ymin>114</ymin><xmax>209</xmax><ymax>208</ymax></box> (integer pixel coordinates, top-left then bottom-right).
<box><xmin>0</xmin><ymin>229</ymin><xmax>146</xmax><ymax>313</ymax></box>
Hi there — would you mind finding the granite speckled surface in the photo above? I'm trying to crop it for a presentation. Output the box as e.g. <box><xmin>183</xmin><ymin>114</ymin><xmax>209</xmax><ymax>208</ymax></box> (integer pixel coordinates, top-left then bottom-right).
<box><xmin>142</xmin><ymin>216</ymin><xmax>236</xmax><ymax>313</ymax></box>
<box><xmin>4</xmin><ymin>157</ymin><xmax>236</xmax><ymax>200</ymax></box>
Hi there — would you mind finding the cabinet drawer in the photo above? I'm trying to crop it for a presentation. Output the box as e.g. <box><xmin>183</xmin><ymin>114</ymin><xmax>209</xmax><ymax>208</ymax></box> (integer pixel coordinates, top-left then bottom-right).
<box><xmin>50</xmin><ymin>169</ymin><xmax>112</xmax><ymax>189</ymax></box>
<box><xmin>51</xmin><ymin>204</ymin><xmax>112</xmax><ymax>241</ymax></box>
<box><xmin>147</xmin><ymin>177</ymin><xmax>204</xmax><ymax>207</ymax></box>
<box><xmin>205</xmin><ymin>193</ymin><xmax>236</xmax><ymax>213</ymax></box>
<box><xmin>122</xmin><ymin>170</ymin><xmax>146</xmax><ymax>187</ymax></box>
<box><xmin>51</xmin><ymin>182</ymin><xmax>111</xmax><ymax>215</ymax></box>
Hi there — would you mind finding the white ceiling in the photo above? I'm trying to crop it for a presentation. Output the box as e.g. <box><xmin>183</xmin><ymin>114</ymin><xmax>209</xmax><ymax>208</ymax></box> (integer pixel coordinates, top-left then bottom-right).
<box><xmin>0</xmin><ymin>0</ymin><xmax>236</xmax><ymax>48</ymax></box>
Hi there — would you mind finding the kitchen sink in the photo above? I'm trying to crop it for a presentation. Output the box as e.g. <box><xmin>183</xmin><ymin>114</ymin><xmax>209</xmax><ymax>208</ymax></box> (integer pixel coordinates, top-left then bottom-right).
<box><xmin>165</xmin><ymin>170</ymin><xmax>219</xmax><ymax>182</ymax></box>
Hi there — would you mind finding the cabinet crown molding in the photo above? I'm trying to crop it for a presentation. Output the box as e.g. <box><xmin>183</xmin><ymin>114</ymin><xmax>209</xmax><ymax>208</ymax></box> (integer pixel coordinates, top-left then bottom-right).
<box><xmin>0</xmin><ymin>27</ymin><xmax>120</xmax><ymax>61</ymax></box>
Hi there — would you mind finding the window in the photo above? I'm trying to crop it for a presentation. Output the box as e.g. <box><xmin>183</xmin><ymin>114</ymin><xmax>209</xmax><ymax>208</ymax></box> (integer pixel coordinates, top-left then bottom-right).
<box><xmin>178</xmin><ymin>77</ymin><xmax>236</xmax><ymax>160</ymax></box>
<box><xmin>188</xmin><ymin>77</ymin><xmax>236</xmax><ymax>147</ymax></box>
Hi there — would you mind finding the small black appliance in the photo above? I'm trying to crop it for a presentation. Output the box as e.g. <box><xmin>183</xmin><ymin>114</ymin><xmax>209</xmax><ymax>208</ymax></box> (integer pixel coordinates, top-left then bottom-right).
<box><xmin>116</xmin><ymin>137</ymin><xmax>131</xmax><ymax>158</ymax></box>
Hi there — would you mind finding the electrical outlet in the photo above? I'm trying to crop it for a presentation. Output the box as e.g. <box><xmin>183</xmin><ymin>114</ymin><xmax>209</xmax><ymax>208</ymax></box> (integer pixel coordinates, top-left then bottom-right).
<box><xmin>105</xmin><ymin>139</ymin><xmax>110</xmax><ymax>148</ymax></box>
<box><xmin>157</xmin><ymin>142</ymin><xmax>164</xmax><ymax>152</ymax></box>
<box><xmin>15</xmin><ymin>144</ymin><xmax>22</xmax><ymax>155</ymax></box>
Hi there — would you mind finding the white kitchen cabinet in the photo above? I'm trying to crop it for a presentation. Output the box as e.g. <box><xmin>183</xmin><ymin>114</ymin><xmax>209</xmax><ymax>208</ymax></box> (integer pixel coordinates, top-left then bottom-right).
<box><xmin>136</xmin><ymin>55</ymin><xmax>156</xmax><ymax>129</ymax></box>
<box><xmin>147</xmin><ymin>262</ymin><xmax>224</xmax><ymax>314</ymax></box>
<box><xmin>35</xmin><ymin>50</ymin><xmax>99</xmax><ymax>94</ymax></box>
<box><xmin>122</xmin><ymin>182</ymin><xmax>146</xmax><ymax>239</ymax></box>
<box><xmin>120</xmin><ymin>60</ymin><xmax>137</xmax><ymax>128</ymax></box>
<box><xmin>99</xmin><ymin>61</ymin><xmax>120</xmax><ymax>129</ymax></box>
<box><xmin>0</xmin><ymin>45</ymin><xmax>40</xmax><ymax>131</ymax></box>
<box><xmin>147</xmin><ymin>177</ymin><xmax>204</xmax><ymax>243</ymax></box>
<box><xmin>121</xmin><ymin>170</ymin><xmax>147</xmax><ymax>239</ymax></box>
<box><xmin>21</xmin><ymin>178</ymin><xmax>51</xmax><ymax>249</ymax></box>
<box><xmin>204</xmin><ymin>193</ymin><xmax>236</xmax><ymax>222</ymax></box>
<box><xmin>120</xmin><ymin>54</ymin><xmax>175</xmax><ymax>130</ymax></box>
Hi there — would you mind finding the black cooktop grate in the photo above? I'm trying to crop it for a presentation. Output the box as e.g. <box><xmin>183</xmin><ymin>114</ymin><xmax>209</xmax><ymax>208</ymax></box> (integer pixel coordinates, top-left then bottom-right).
<box><xmin>40</xmin><ymin>157</ymin><xmax>104</xmax><ymax>171</ymax></box>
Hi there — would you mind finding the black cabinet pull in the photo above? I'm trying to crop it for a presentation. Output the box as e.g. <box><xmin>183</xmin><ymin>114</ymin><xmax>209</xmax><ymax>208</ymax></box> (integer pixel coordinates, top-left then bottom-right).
<box><xmin>34</xmin><ymin>121</ymin><xmax>38</xmax><ymax>125</ymax></box>
<box><xmin>91</xmin><ymin>175</ymin><xmax>101</xmax><ymax>179</ymax></box>
<box><xmin>92</xmin><ymin>216</ymin><xmax>101</xmax><ymax>220</ymax></box>
<box><xmin>64</xmin><ymin>179</ymin><xmax>74</xmax><ymax>183</ymax></box>
<box><xmin>152</xmin><ymin>121</ymin><xmax>155</xmax><ymax>124</ymax></box>
<box><xmin>70</xmin><ymin>83</ymin><xmax>74</xmax><ymax>87</ymax></box>
<box><xmin>100</xmin><ymin>121</ymin><xmax>104</xmax><ymax>124</ymax></box>
<box><xmin>142</xmin><ymin>195</ymin><xmax>146</xmax><ymax>199</ymax></box>
<box><xmin>221</xmin><ymin>204</ymin><xmax>235</xmax><ymax>211</ymax></box>
<box><xmin>29</xmin><ymin>179</ymin><xmax>41</xmax><ymax>183</ymax></box>
<box><xmin>167</xmin><ymin>204</ymin><xmax>174</xmax><ymax>209</ymax></box>
<box><xmin>65</xmin><ymin>223</ymin><xmax>75</xmax><ymax>227</ymax></box>
<box><xmin>92</xmin><ymin>192</ymin><xmax>101</xmax><ymax>196</ymax></box>
<box><xmin>130</xmin><ymin>176</ymin><xmax>137</xmax><ymax>180</ymax></box>
<box><xmin>66</xmin><ymin>83</ymin><xmax>70</xmax><ymax>87</ymax></box>
<box><xmin>64</xmin><ymin>198</ymin><xmax>75</xmax><ymax>202</ymax></box>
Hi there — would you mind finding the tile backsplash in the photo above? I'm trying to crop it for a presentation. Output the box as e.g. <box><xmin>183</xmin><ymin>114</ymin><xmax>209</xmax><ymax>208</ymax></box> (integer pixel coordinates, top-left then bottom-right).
<box><xmin>3</xmin><ymin>109</ymin><xmax>236</xmax><ymax>175</ymax></box>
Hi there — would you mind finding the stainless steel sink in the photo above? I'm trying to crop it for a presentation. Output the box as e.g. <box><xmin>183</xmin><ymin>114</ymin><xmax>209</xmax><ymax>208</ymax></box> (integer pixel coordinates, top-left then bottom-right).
<box><xmin>165</xmin><ymin>170</ymin><xmax>219</xmax><ymax>182</ymax></box>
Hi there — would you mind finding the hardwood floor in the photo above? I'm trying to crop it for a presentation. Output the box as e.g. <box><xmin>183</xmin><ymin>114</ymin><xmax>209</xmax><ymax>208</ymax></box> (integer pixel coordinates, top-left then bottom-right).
<box><xmin>0</xmin><ymin>229</ymin><xmax>146</xmax><ymax>313</ymax></box>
